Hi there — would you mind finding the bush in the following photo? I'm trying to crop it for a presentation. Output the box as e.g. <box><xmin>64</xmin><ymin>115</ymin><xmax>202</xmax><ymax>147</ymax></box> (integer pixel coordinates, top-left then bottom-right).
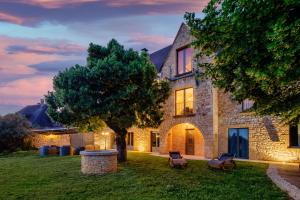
<box><xmin>0</xmin><ymin>114</ymin><xmax>32</xmax><ymax>153</ymax></box>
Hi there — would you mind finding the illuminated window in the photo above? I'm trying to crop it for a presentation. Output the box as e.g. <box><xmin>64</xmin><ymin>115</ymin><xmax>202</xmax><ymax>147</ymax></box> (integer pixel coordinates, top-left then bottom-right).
<box><xmin>175</xmin><ymin>88</ymin><xmax>194</xmax><ymax>116</ymax></box>
<box><xmin>177</xmin><ymin>47</ymin><xmax>192</xmax><ymax>75</ymax></box>
<box><xmin>290</xmin><ymin>124</ymin><xmax>300</xmax><ymax>147</ymax></box>
<box><xmin>127</xmin><ymin>132</ymin><xmax>134</xmax><ymax>146</ymax></box>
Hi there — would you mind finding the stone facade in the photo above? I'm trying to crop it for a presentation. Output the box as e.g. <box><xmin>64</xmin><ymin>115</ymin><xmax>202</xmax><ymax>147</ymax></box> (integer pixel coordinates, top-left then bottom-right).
<box><xmin>158</xmin><ymin>24</ymin><xmax>214</xmax><ymax>158</ymax></box>
<box><xmin>218</xmin><ymin>91</ymin><xmax>300</xmax><ymax>162</ymax></box>
<box><xmin>155</xmin><ymin>23</ymin><xmax>299</xmax><ymax>162</ymax></box>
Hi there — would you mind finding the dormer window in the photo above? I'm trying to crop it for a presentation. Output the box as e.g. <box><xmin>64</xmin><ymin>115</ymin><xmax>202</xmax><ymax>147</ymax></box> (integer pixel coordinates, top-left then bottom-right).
<box><xmin>177</xmin><ymin>47</ymin><xmax>192</xmax><ymax>75</ymax></box>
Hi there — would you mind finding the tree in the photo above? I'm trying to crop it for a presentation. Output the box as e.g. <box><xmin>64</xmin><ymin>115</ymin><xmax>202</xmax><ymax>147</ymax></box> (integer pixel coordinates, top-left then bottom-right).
<box><xmin>46</xmin><ymin>39</ymin><xmax>170</xmax><ymax>162</ymax></box>
<box><xmin>0</xmin><ymin>114</ymin><xmax>32</xmax><ymax>153</ymax></box>
<box><xmin>185</xmin><ymin>0</ymin><xmax>300</xmax><ymax>123</ymax></box>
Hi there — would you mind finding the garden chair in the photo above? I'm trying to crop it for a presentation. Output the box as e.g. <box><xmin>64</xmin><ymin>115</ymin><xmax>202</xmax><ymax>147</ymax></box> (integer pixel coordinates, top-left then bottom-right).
<box><xmin>169</xmin><ymin>151</ymin><xmax>187</xmax><ymax>168</ymax></box>
<box><xmin>208</xmin><ymin>153</ymin><xmax>236</xmax><ymax>170</ymax></box>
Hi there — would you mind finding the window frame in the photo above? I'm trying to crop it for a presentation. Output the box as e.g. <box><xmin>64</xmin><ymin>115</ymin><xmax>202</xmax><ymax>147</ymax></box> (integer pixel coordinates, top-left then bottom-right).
<box><xmin>289</xmin><ymin>124</ymin><xmax>300</xmax><ymax>148</ymax></box>
<box><xmin>151</xmin><ymin>131</ymin><xmax>160</xmax><ymax>148</ymax></box>
<box><xmin>242</xmin><ymin>99</ymin><xmax>254</xmax><ymax>111</ymax></box>
<box><xmin>176</xmin><ymin>46</ymin><xmax>193</xmax><ymax>75</ymax></box>
<box><xmin>127</xmin><ymin>132</ymin><xmax>134</xmax><ymax>146</ymax></box>
<box><xmin>175</xmin><ymin>87</ymin><xmax>194</xmax><ymax>116</ymax></box>
<box><xmin>228</xmin><ymin>128</ymin><xmax>249</xmax><ymax>159</ymax></box>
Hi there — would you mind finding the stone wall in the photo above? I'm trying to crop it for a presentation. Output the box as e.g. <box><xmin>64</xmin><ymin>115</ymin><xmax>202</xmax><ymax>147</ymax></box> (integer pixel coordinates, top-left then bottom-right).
<box><xmin>127</xmin><ymin>127</ymin><xmax>155</xmax><ymax>152</ymax></box>
<box><xmin>218</xmin><ymin>91</ymin><xmax>300</xmax><ymax>162</ymax></box>
<box><xmin>158</xmin><ymin>23</ymin><xmax>214</xmax><ymax>158</ymax></box>
<box><xmin>31</xmin><ymin>134</ymin><xmax>71</xmax><ymax>148</ymax></box>
<box><xmin>31</xmin><ymin>133</ymin><xmax>94</xmax><ymax>148</ymax></box>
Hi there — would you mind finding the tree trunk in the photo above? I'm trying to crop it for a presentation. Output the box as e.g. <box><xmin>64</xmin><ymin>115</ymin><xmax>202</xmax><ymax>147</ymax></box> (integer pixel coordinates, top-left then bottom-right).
<box><xmin>116</xmin><ymin>132</ymin><xmax>127</xmax><ymax>162</ymax></box>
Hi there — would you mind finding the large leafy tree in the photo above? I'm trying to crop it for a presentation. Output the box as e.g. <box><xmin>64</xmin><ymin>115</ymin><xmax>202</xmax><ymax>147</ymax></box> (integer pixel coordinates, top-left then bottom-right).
<box><xmin>185</xmin><ymin>0</ymin><xmax>300</xmax><ymax>123</ymax></box>
<box><xmin>46</xmin><ymin>39</ymin><xmax>170</xmax><ymax>162</ymax></box>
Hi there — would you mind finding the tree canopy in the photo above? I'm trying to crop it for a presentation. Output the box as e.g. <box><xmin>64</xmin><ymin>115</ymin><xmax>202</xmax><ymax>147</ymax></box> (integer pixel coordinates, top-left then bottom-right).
<box><xmin>185</xmin><ymin>0</ymin><xmax>300</xmax><ymax>123</ymax></box>
<box><xmin>46</xmin><ymin>39</ymin><xmax>170</xmax><ymax>161</ymax></box>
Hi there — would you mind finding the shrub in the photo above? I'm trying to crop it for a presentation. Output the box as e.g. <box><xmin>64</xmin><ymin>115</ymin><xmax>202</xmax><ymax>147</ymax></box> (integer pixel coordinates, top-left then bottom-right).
<box><xmin>0</xmin><ymin>114</ymin><xmax>32</xmax><ymax>153</ymax></box>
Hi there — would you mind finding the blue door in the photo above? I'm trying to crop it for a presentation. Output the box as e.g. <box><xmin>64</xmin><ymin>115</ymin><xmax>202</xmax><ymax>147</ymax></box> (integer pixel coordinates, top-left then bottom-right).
<box><xmin>228</xmin><ymin>128</ymin><xmax>249</xmax><ymax>159</ymax></box>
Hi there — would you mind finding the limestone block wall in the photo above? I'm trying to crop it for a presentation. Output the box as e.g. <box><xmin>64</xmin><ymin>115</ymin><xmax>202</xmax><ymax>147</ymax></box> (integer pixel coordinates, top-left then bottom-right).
<box><xmin>31</xmin><ymin>134</ymin><xmax>71</xmax><ymax>148</ymax></box>
<box><xmin>70</xmin><ymin>133</ymin><xmax>94</xmax><ymax>148</ymax></box>
<box><xmin>127</xmin><ymin>127</ymin><xmax>153</xmax><ymax>152</ymax></box>
<box><xmin>218</xmin><ymin>91</ymin><xmax>300</xmax><ymax>162</ymax></box>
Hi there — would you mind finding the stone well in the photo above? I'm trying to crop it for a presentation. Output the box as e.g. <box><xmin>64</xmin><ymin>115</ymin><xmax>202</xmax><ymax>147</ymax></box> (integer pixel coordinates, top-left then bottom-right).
<box><xmin>80</xmin><ymin>150</ymin><xmax>118</xmax><ymax>175</ymax></box>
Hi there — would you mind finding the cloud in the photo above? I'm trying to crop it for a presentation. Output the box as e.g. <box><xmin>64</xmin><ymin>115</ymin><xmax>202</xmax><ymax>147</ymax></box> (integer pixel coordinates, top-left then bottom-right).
<box><xmin>12</xmin><ymin>0</ymin><xmax>99</xmax><ymax>9</ymax></box>
<box><xmin>0</xmin><ymin>12</ymin><xmax>24</xmax><ymax>24</ymax></box>
<box><xmin>0</xmin><ymin>1</ymin><xmax>209</xmax><ymax>26</ymax></box>
<box><xmin>126</xmin><ymin>33</ymin><xmax>173</xmax><ymax>52</ymax></box>
<box><xmin>29</xmin><ymin>59</ymin><xmax>86</xmax><ymax>73</ymax></box>
<box><xmin>0</xmin><ymin>36</ymin><xmax>86</xmax><ymax>77</ymax></box>
<box><xmin>0</xmin><ymin>75</ymin><xmax>53</xmax><ymax>106</ymax></box>
<box><xmin>6</xmin><ymin>43</ymin><xmax>85</xmax><ymax>56</ymax></box>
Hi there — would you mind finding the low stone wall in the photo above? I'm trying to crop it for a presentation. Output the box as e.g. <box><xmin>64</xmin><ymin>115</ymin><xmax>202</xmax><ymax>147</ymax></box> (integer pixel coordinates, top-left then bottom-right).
<box><xmin>30</xmin><ymin>134</ymin><xmax>70</xmax><ymax>148</ymax></box>
<box><xmin>80</xmin><ymin>150</ymin><xmax>118</xmax><ymax>175</ymax></box>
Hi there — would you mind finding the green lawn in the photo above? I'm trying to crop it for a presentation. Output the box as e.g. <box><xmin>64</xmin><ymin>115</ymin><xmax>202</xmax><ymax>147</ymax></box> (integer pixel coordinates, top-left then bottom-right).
<box><xmin>0</xmin><ymin>151</ymin><xmax>287</xmax><ymax>200</ymax></box>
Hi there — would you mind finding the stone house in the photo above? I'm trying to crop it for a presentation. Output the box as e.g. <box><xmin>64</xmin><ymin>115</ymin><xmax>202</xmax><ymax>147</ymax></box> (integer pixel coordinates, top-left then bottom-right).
<box><xmin>128</xmin><ymin>23</ymin><xmax>300</xmax><ymax>162</ymax></box>
<box><xmin>22</xmin><ymin>23</ymin><xmax>300</xmax><ymax>162</ymax></box>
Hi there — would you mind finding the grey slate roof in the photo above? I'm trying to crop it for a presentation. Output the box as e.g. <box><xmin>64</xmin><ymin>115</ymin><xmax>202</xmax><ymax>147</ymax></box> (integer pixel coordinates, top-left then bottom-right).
<box><xmin>150</xmin><ymin>45</ymin><xmax>172</xmax><ymax>72</ymax></box>
<box><xmin>18</xmin><ymin>104</ymin><xmax>62</xmax><ymax>129</ymax></box>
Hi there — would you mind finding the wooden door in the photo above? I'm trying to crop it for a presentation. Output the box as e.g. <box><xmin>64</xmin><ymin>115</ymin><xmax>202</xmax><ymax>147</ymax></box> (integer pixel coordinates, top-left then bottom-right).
<box><xmin>186</xmin><ymin>129</ymin><xmax>195</xmax><ymax>155</ymax></box>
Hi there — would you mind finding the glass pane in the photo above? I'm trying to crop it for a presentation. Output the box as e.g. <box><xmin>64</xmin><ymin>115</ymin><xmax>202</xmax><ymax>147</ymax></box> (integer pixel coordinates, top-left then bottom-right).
<box><xmin>228</xmin><ymin>128</ymin><xmax>238</xmax><ymax>156</ymax></box>
<box><xmin>185</xmin><ymin>88</ymin><xmax>193</xmax><ymax>114</ymax></box>
<box><xmin>157</xmin><ymin>134</ymin><xmax>160</xmax><ymax>147</ymax></box>
<box><xmin>151</xmin><ymin>132</ymin><xmax>156</xmax><ymax>147</ymax></box>
<box><xmin>131</xmin><ymin>132</ymin><xmax>134</xmax><ymax>146</ymax></box>
<box><xmin>176</xmin><ymin>90</ymin><xmax>184</xmax><ymax>115</ymax></box>
<box><xmin>177</xmin><ymin>50</ymin><xmax>184</xmax><ymax>74</ymax></box>
<box><xmin>185</xmin><ymin>48</ymin><xmax>192</xmax><ymax>73</ymax></box>
<box><xmin>290</xmin><ymin>125</ymin><xmax>299</xmax><ymax>146</ymax></box>
<box><xmin>238</xmin><ymin>129</ymin><xmax>249</xmax><ymax>159</ymax></box>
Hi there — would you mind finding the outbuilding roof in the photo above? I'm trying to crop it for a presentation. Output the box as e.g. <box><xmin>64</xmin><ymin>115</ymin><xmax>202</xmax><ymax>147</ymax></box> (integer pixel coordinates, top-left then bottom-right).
<box><xmin>18</xmin><ymin>104</ymin><xmax>62</xmax><ymax>129</ymax></box>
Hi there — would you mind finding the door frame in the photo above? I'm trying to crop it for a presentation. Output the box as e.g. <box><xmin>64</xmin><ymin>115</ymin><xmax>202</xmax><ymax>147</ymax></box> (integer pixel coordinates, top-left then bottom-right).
<box><xmin>150</xmin><ymin>131</ymin><xmax>160</xmax><ymax>152</ymax></box>
<box><xmin>185</xmin><ymin>128</ymin><xmax>195</xmax><ymax>155</ymax></box>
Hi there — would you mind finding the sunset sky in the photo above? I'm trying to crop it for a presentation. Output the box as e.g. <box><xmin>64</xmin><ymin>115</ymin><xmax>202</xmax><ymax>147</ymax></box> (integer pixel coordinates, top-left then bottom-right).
<box><xmin>0</xmin><ymin>0</ymin><xmax>208</xmax><ymax>115</ymax></box>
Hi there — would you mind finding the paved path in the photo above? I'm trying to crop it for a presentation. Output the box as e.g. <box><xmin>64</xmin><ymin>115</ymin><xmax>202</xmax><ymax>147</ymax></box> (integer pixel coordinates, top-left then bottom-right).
<box><xmin>267</xmin><ymin>164</ymin><xmax>300</xmax><ymax>200</ymax></box>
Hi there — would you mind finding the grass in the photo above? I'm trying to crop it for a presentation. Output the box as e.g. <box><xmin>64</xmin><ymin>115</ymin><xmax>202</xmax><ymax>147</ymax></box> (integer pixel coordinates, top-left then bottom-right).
<box><xmin>0</xmin><ymin>151</ymin><xmax>288</xmax><ymax>200</ymax></box>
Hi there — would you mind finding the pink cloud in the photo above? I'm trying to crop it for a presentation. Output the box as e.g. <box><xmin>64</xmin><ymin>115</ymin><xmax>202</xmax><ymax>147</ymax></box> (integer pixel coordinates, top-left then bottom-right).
<box><xmin>5</xmin><ymin>0</ymin><xmax>209</xmax><ymax>11</ymax></box>
<box><xmin>0</xmin><ymin>76</ymin><xmax>53</xmax><ymax>106</ymax></box>
<box><xmin>127</xmin><ymin>34</ymin><xmax>173</xmax><ymax>48</ymax></box>
<box><xmin>0</xmin><ymin>12</ymin><xmax>24</xmax><ymax>24</ymax></box>
<box><xmin>108</xmin><ymin>0</ymin><xmax>209</xmax><ymax>11</ymax></box>
<box><xmin>0</xmin><ymin>36</ymin><xmax>85</xmax><ymax>76</ymax></box>
<box><xmin>8</xmin><ymin>0</ymin><xmax>99</xmax><ymax>9</ymax></box>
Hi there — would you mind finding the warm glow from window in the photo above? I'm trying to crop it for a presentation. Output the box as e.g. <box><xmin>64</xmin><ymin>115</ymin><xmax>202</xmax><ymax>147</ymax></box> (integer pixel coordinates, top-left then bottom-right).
<box><xmin>175</xmin><ymin>88</ymin><xmax>193</xmax><ymax>116</ymax></box>
<box><xmin>177</xmin><ymin>47</ymin><xmax>193</xmax><ymax>75</ymax></box>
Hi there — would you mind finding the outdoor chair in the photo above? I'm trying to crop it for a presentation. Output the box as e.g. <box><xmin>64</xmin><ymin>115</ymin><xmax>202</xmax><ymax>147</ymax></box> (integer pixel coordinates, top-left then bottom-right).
<box><xmin>208</xmin><ymin>153</ymin><xmax>236</xmax><ymax>170</ymax></box>
<box><xmin>169</xmin><ymin>151</ymin><xmax>187</xmax><ymax>168</ymax></box>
